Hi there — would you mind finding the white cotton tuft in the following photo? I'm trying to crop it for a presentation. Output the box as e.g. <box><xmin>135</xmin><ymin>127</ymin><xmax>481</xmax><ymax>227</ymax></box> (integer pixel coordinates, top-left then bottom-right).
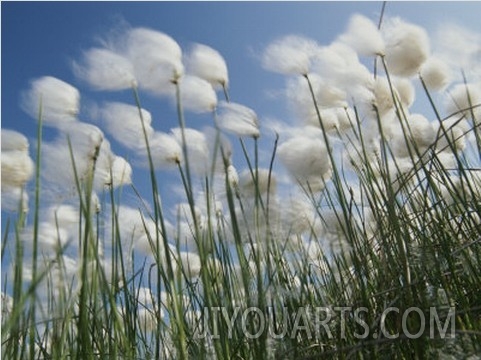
<box><xmin>178</xmin><ymin>75</ymin><xmax>217</xmax><ymax>113</ymax></box>
<box><xmin>316</xmin><ymin>109</ymin><xmax>340</xmax><ymax>133</ymax></box>
<box><xmin>41</xmin><ymin>141</ymin><xmax>78</xmax><ymax>192</ymax></box>
<box><xmin>100</xmin><ymin>102</ymin><xmax>154</xmax><ymax>150</ymax></box>
<box><xmin>40</xmin><ymin>123</ymin><xmax>106</xmax><ymax>192</ymax></box>
<box><xmin>391</xmin><ymin>113</ymin><xmax>435</xmax><ymax>158</ymax></box>
<box><xmin>420</xmin><ymin>57</ymin><xmax>451</xmax><ymax>91</ymax></box>
<box><xmin>216</xmin><ymin>101</ymin><xmax>260</xmax><ymax>138</ymax></box>
<box><xmin>203</xmin><ymin>126</ymin><xmax>233</xmax><ymax>173</ymax></box>
<box><xmin>1</xmin><ymin>129</ymin><xmax>29</xmax><ymax>152</ymax></box>
<box><xmin>336</xmin><ymin>107</ymin><xmax>356</xmax><ymax>132</ymax></box>
<box><xmin>433</xmin><ymin>115</ymin><xmax>470</xmax><ymax>153</ymax></box>
<box><xmin>277</xmin><ymin>129</ymin><xmax>332</xmax><ymax>192</ymax></box>
<box><xmin>280</xmin><ymin>197</ymin><xmax>316</xmax><ymax>235</ymax></box>
<box><xmin>311</xmin><ymin>42</ymin><xmax>374</xmax><ymax>102</ymax></box>
<box><xmin>262</xmin><ymin>35</ymin><xmax>319</xmax><ymax>75</ymax></box>
<box><xmin>171</xmin><ymin>127</ymin><xmax>210</xmax><ymax>175</ymax></box>
<box><xmin>107</xmin><ymin>155</ymin><xmax>133</xmax><ymax>187</ymax></box>
<box><xmin>125</xmin><ymin>27</ymin><xmax>184</xmax><ymax>95</ymax></box>
<box><xmin>148</xmin><ymin>131</ymin><xmax>183</xmax><ymax>168</ymax></box>
<box><xmin>383</xmin><ymin>17</ymin><xmax>430</xmax><ymax>77</ymax></box>
<box><xmin>407</xmin><ymin>114</ymin><xmax>436</xmax><ymax>151</ymax></box>
<box><xmin>186</xmin><ymin>43</ymin><xmax>229</xmax><ymax>88</ymax></box>
<box><xmin>373</xmin><ymin>76</ymin><xmax>396</xmax><ymax>116</ymax></box>
<box><xmin>74</xmin><ymin>48</ymin><xmax>137</xmax><ymax>90</ymax></box>
<box><xmin>1</xmin><ymin>129</ymin><xmax>34</xmax><ymax>189</ymax></box>
<box><xmin>1</xmin><ymin>186</ymin><xmax>29</xmax><ymax>212</ymax></box>
<box><xmin>56</xmin><ymin>122</ymin><xmax>104</xmax><ymax>160</ymax></box>
<box><xmin>287</xmin><ymin>74</ymin><xmax>347</xmax><ymax>109</ymax></box>
<box><xmin>1</xmin><ymin>151</ymin><xmax>34</xmax><ymax>188</ymax></box>
<box><xmin>371</xmin><ymin>77</ymin><xmax>415</xmax><ymax>118</ymax></box>
<box><xmin>87</xmin><ymin>136</ymin><xmax>131</xmax><ymax>191</ymax></box>
<box><xmin>227</xmin><ymin>164</ymin><xmax>239</xmax><ymax>188</ymax></box>
<box><xmin>445</xmin><ymin>83</ymin><xmax>481</xmax><ymax>122</ymax></box>
<box><xmin>393</xmin><ymin>78</ymin><xmax>415</xmax><ymax>108</ymax></box>
<box><xmin>21</xmin><ymin>76</ymin><xmax>80</xmax><ymax>125</ymax></box>
<box><xmin>286</xmin><ymin>74</ymin><xmax>347</xmax><ymax>131</ymax></box>
<box><xmin>238</xmin><ymin>168</ymin><xmax>276</xmax><ymax>198</ymax></box>
<box><xmin>338</xmin><ymin>14</ymin><xmax>385</xmax><ymax>57</ymax></box>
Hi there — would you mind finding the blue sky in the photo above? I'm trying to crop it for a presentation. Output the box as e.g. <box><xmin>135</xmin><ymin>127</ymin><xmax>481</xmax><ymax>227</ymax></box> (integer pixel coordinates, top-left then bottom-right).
<box><xmin>4</xmin><ymin>1</ymin><xmax>480</xmax><ymax>134</ymax></box>
<box><xmin>2</xmin><ymin>0</ymin><xmax>481</xmax><ymax>307</ymax></box>
<box><xmin>2</xmin><ymin>1</ymin><xmax>481</xmax><ymax>225</ymax></box>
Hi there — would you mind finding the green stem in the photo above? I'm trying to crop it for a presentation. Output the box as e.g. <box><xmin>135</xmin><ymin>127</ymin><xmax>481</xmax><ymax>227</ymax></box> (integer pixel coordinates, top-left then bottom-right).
<box><xmin>29</xmin><ymin>99</ymin><xmax>43</xmax><ymax>360</ymax></box>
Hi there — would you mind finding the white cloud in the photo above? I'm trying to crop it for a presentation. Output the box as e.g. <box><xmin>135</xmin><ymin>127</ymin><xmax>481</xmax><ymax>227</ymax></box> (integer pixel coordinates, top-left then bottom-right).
<box><xmin>434</xmin><ymin>23</ymin><xmax>481</xmax><ymax>82</ymax></box>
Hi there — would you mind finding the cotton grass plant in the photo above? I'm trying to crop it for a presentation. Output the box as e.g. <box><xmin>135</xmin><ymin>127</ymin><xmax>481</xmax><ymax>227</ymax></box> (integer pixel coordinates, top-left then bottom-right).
<box><xmin>2</xmin><ymin>7</ymin><xmax>481</xmax><ymax>360</ymax></box>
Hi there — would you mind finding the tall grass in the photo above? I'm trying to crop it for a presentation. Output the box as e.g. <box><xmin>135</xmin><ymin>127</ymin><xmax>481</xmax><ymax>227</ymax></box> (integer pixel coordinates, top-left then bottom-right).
<box><xmin>2</xmin><ymin>11</ymin><xmax>481</xmax><ymax>360</ymax></box>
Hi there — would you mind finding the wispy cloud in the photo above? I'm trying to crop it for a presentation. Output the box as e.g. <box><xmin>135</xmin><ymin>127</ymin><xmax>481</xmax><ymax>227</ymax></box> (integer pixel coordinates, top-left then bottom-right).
<box><xmin>434</xmin><ymin>23</ymin><xmax>481</xmax><ymax>82</ymax></box>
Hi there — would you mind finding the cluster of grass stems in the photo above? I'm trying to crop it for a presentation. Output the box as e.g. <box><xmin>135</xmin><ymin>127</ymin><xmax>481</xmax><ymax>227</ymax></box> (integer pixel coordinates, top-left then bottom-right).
<box><xmin>2</xmin><ymin>59</ymin><xmax>481</xmax><ymax>360</ymax></box>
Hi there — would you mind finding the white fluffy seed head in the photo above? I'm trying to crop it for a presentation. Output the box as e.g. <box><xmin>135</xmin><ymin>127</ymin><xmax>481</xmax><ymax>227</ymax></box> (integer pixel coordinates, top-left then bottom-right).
<box><xmin>100</xmin><ymin>102</ymin><xmax>154</xmax><ymax>150</ymax></box>
<box><xmin>227</xmin><ymin>164</ymin><xmax>239</xmax><ymax>188</ymax></box>
<box><xmin>1</xmin><ymin>129</ymin><xmax>29</xmax><ymax>152</ymax></box>
<box><xmin>407</xmin><ymin>114</ymin><xmax>436</xmax><ymax>150</ymax></box>
<box><xmin>1</xmin><ymin>129</ymin><xmax>35</xmax><ymax>207</ymax></box>
<box><xmin>203</xmin><ymin>126</ymin><xmax>233</xmax><ymax>169</ymax></box>
<box><xmin>280</xmin><ymin>197</ymin><xmax>316</xmax><ymax>235</ymax></box>
<box><xmin>125</xmin><ymin>27</ymin><xmax>184</xmax><ymax>95</ymax></box>
<box><xmin>373</xmin><ymin>77</ymin><xmax>395</xmax><ymax>116</ymax></box>
<box><xmin>393</xmin><ymin>78</ymin><xmax>415</xmax><ymax>108</ymax></box>
<box><xmin>238</xmin><ymin>168</ymin><xmax>276</xmax><ymax>197</ymax></box>
<box><xmin>286</xmin><ymin>74</ymin><xmax>347</xmax><ymax>131</ymax></box>
<box><xmin>420</xmin><ymin>57</ymin><xmax>451</xmax><ymax>91</ymax></box>
<box><xmin>391</xmin><ymin>113</ymin><xmax>435</xmax><ymax>158</ymax></box>
<box><xmin>186</xmin><ymin>43</ymin><xmax>229</xmax><ymax>88</ymax></box>
<box><xmin>1</xmin><ymin>150</ymin><xmax>34</xmax><ymax>189</ymax></box>
<box><xmin>311</xmin><ymin>42</ymin><xmax>374</xmax><ymax>103</ymax></box>
<box><xmin>1</xmin><ymin>186</ymin><xmax>29</xmax><ymax>212</ymax></box>
<box><xmin>383</xmin><ymin>17</ymin><xmax>430</xmax><ymax>77</ymax></box>
<box><xmin>57</xmin><ymin>122</ymin><xmax>104</xmax><ymax>161</ymax></box>
<box><xmin>278</xmin><ymin>130</ymin><xmax>332</xmax><ymax>192</ymax></box>
<box><xmin>74</xmin><ymin>48</ymin><xmax>137</xmax><ymax>90</ymax></box>
<box><xmin>338</xmin><ymin>14</ymin><xmax>385</xmax><ymax>57</ymax></box>
<box><xmin>216</xmin><ymin>101</ymin><xmax>260</xmax><ymax>138</ymax></box>
<box><xmin>107</xmin><ymin>155</ymin><xmax>133</xmax><ymax>187</ymax></box>
<box><xmin>171</xmin><ymin>127</ymin><xmax>210</xmax><ymax>175</ymax></box>
<box><xmin>433</xmin><ymin>115</ymin><xmax>470</xmax><ymax>152</ymax></box>
<box><xmin>287</xmin><ymin>74</ymin><xmax>347</xmax><ymax>109</ymax></box>
<box><xmin>148</xmin><ymin>131</ymin><xmax>183</xmax><ymax>168</ymax></box>
<box><xmin>22</xmin><ymin>76</ymin><xmax>80</xmax><ymax>125</ymax></box>
<box><xmin>262</xmin><ymin>35</ymin><xmax>319</xmax><ymax>75</ymax></box>
<box><xmin>178</xmin><ymin>75</ymin><xmax>217</xmax><ymax>113</ymax></box>
<box><xmin>336</xmin><ymin>107</ymin><xmax>356</xmax><ymax>132</ymax></box>
<box><xmin>39</xmin><ymin>123</ymin><xmax>108</xmax><ymax>193</ymax></box>
<box><xmin>445</xmin><ymin>83</ymin><xmax>481</xmax><ymax>121</ymax></box>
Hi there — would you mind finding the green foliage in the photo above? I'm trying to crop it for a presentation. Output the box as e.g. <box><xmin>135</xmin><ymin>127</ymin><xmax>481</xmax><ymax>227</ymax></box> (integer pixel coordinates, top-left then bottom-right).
<box><xmin>2</xmin><ymin>13</ymin><xmax>481</xmax><ymax>360</ymax></box>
